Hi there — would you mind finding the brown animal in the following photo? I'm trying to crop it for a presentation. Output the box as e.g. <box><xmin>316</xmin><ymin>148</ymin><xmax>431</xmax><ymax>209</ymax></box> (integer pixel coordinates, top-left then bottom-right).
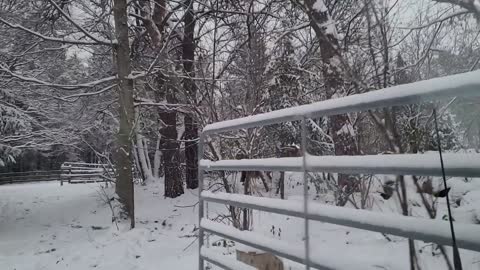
<box><xmin>235</xmin><ymin>146</ymin><xmax>302</xmax><ymax>194</ymax></box>
<box><xmin>279</xmin><ymin>145</ymin><xmax>301</xmax><ymax>158</ymax></box>
<box><xmin>236</xmin><ymin>250</ymin><xmax>284</xmax><ymax>270</ymax></box>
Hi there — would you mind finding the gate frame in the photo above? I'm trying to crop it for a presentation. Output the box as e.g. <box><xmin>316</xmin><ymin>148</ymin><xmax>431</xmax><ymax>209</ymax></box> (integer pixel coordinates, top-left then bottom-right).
<box><xmin>197</xmin><ymin>71</ymin><xmax>480</xmax><ymax>269</ymax></box>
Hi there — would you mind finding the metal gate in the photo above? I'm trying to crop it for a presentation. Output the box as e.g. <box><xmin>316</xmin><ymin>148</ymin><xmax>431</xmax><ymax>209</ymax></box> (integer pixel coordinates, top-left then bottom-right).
<box><xmin>197</xmin><ymin>71</ymin><xmax>480</xmax><ymax>269</ymax></box>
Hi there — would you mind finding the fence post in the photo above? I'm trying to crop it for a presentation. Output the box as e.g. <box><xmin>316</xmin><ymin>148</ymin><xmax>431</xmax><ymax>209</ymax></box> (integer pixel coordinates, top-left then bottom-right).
<box><xmin>198</xmin><ymin>133</ymin><xmax>205</xmax><ymax>270</ymax></box>
<box><xmin>301</xmin><ymin>116</ymin><xmax>310</xmax><ymax>270</ymax></box>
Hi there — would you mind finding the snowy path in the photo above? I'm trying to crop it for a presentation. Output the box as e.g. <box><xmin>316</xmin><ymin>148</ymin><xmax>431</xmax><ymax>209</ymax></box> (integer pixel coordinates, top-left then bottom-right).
<box><xmin>0</xmin><ymin>182</ymin><xmax>199</xmax><ymax>270</ymax></box>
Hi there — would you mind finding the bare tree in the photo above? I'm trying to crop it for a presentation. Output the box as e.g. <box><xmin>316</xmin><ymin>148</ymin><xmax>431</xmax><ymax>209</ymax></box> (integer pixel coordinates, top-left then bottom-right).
<box><xmin>113</xmin><ymin>0</ymin><xmax>135</xmax><ymax>229</ymax></box>
<box><xmin>183</xmin><ymin>0</ymin><xmax>199</xmax><ymax>189</ymax></box>
<box><xmin>296</xmin><ymin>0</ymin><xmax>359</xmax><ymax>205</ymax></box>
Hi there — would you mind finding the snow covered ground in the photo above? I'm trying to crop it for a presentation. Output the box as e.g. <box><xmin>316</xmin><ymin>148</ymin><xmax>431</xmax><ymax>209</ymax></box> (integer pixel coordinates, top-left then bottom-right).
<box><xmin>1</xmin><ymin>176</ymin><xmax>480</xmax><ymax>270</ymax></box>
<box><xmin>0</xmin><ymin>181</ymin><xmax>200</xmax><ymax>270</ymax></box>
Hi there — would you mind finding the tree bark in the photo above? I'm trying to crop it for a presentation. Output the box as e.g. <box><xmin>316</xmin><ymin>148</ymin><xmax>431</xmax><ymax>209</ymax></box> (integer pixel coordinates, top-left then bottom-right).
<box><xmin>182</xmin><ymin>0</ymin><xmax>198</xmax><ymax>189</ymax></box>
<box><xmin>113</xmin><ymin>0</ymin><xmax>135</xmax><ymax>229</ymax></box>
<box><xmin>159</xmin><ymin>83</ymin><xmax>184</xmax><ymax>198</ymax></box>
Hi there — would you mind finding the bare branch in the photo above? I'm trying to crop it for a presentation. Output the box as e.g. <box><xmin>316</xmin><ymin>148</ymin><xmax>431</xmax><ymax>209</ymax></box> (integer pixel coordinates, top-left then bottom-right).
<box><xmin>399</xmin><ymin>10</ymin><xmax>469</xmax><ymax>30</ymax></box>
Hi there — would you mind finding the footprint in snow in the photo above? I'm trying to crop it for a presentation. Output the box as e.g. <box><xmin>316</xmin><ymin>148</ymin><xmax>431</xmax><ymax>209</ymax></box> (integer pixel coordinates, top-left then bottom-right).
<box><xmin>90</xmin><ymin>225</ymin><xmax>108</xmax><ymax>230</ymax></box>
<box><xmin>34</xmin><ymin>248</ymin><xmax>56</xmax><ymax>255</ymax></box>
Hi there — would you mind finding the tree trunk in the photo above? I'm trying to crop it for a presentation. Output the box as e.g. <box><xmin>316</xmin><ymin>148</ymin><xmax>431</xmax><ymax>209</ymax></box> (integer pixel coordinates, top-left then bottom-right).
<box><xmin>184</xmin><ymin>114</ymin><xmax>198</xmax><ymax>189</ymax></box>
<box><xmin>132</xmin><ymin>142</ymin><xmax>144</xmax><ymax>181</ymax></box>
<box><xmin>279</xmin><ymin>172</ymin><xmax>285</xmax><ymax>199</ymax></box>
<box><xmin>143</xmin><ymin>138</ymin><xmax>152</xmax><ymax>173</ymax></box>
<box><xmin>242</xmin><ymin>172</ymin><xmax>251</xmax><ymax>230</ymax></box>
<box><xmin>113</xmin><ymin>0</ymin><xmax>135</xmax><ymax>229</ymax></box>
<box><xmin>303</xmin><ymin>0</ymin><xmax>358</xmax><ymax>193</ymax></box>
<box><xmin>153</xmin><ymin>135</ymin><xmax>161</xmax><ymax>179</ymax></box>
<box><xmin>137</xmin><ymin>136</ymin><xmax>153</xmax><ymax>182</ymax></box>
<box><xmin>275</xmin><ymin>145</ymin><xmax>286</xmax><ymax>199</ymax></box>
<box><xmin>139</xmin><ymin>0</ymin><xmax>183</xmax><ymax>195</ymax></box>
<box><xmin>182</xmin><ymin>0</ymin><xmax>198</xmax><ymax>189</ymax></box>
<box><xmin>135</xmin><ymin>108</ymin><xmax>153</xmax><ymax>183</ymax></box>
<box><xmin>159</xmin><ymin>86</ymin><xmax>184</xmax><ymax>198</ymax></box>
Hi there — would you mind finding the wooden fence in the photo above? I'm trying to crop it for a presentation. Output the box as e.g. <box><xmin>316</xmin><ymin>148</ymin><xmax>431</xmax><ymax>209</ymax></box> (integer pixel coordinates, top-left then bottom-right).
<box><xmin>0</xmin><ymin>162</ymin><xmax>114</xmax><ymax>185</ymax></box>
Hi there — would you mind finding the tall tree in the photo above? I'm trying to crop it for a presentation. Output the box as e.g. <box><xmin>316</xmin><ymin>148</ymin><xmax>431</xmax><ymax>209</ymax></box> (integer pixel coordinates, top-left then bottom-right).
<box><xmin>183</xmin><ymin>0</ymin><xmax>198</xmax><ymax>189</ymax></box>
<box><xmin>134</xmin><ymin>0</ymin><xmax>185</xmax><ymax>197</ymax></box>
<box><xmin>301</xmin><ymin>0</ymin><xmax>359</xmax><ymax>204</ymax></box>
<box><xmin>113</xmin><ymin>0</ymin><xmax>135</xmax><ymax>228</ymax></box>
<box><xmin>158</xmin><ymin>75</ymin><xmax>184</xmax><ymax>198</ymax></box>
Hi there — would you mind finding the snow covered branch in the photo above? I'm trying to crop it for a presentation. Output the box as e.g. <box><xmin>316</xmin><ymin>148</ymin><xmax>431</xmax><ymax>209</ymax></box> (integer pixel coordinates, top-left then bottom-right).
<box><xmin>0</xmin><ymin>64</ymin><xmax>116</xmax><ymax>90</ymax></box>
<box><xmin>60</xmin><ymin>84</ymin><xmax>117</xmax><ymax>100</ymax></box>
<box><xmin>0</xmin><ymin>18</ymin><xmax>113</xmax><ymax>46</ymax></box>
<box><xmin>434</xmin><ymin>0</ymin><xmax>480</xmax><ymax>14</ymax></box>
<box><xmin>45</xmin><ymin>0</ymin><xmax>116</xmax><ymax>46</ymax></box>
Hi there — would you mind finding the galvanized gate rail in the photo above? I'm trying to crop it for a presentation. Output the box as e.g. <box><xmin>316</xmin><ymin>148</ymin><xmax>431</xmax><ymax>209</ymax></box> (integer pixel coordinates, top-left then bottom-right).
<box><xmin>197</xmin><ymin>71</ymin><xmax>480</xmax><ymax>269</ymax></box>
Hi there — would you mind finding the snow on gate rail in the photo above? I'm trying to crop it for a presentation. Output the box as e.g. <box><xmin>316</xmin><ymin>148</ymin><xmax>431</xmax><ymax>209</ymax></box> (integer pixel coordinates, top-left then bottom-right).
<box><xmin>197</xmin><ymin>70</ymin><xmax>480</xmax><ymax>269</ymax></box>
